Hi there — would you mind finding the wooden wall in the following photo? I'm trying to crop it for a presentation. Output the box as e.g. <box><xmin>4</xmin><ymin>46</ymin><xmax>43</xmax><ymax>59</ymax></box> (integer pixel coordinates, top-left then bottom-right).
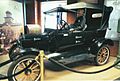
<box><xmin>109</xmin><ymin>41</ymin><xmax>119</xmax><ymax>57</ymax></box>
<box><xmin>25</xmin><ymin>0</ymin><xmax>41</xmax><ymax>25</ymax></box>
<box><xmin>25</xmin><ymin>0</ymin><xmax>104</xmax><ymax>24</ymax></box>
<box><xmin>26</xmin><ymin>0</ymin><xmax>35</xmax><ymax>24</ymax></box>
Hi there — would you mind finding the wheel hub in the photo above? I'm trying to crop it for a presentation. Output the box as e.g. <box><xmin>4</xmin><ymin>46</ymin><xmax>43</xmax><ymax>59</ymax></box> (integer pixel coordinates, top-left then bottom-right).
<box><xmin>101</xmin><ymin>53</ymin><xmax>105</xmax><ymax>57</ymax></box>
<box><xmin>24</xmin><ymin>69</ymin><xmax>32</xmax><ymax>75</ymax></box>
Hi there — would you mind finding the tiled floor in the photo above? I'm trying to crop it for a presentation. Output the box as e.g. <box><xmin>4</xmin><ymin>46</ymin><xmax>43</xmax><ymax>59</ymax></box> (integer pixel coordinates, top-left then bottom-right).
<box><xmin>0</xmin><ymin>54</ymin><xmax>120</xmax><ymax>81</ymax></box>
<box><xmin>0</xmin><ymin>54</ymin><xmax>9</xmax><ymax>81</ymax></box>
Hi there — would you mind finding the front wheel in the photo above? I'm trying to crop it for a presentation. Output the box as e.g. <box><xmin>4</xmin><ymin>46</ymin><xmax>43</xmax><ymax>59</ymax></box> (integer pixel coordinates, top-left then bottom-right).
<box><xmin>94</xmin><ymin>45</ymin><xmax>110</xmax><ymax>66</ymax></box>
<box><xmin>8</xmin><ymin>55</ymin><xmax>41</xmax><ymax>81</ymax></box>
<box><xmin>9</xmin><ymin>44</ymin><xmax>21</xmax><ymax>60</ymax></box>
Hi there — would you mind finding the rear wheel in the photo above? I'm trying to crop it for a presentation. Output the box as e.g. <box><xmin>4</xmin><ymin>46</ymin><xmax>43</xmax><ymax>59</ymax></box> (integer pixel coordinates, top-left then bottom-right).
<box><xmin>8</xmin><ymin>55</ymin><xmax>41</xmax><ymax>81</ymax></box>
<box><xmin>95</xmin><ymin>45</ymin><xmax>110</xmax><ymax>65</ymax></box>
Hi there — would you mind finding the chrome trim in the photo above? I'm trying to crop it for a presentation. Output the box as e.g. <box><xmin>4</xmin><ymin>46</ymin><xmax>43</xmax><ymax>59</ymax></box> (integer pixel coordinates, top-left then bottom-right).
<box><xmin>75</xmin><ymin>36</ymin><xmax>82</xmax><ymax>39</ymax></box>
<box><xmin>76</xmin><ymin>41</ymin><xmax>81</xmax><ymax>43</ymax></box>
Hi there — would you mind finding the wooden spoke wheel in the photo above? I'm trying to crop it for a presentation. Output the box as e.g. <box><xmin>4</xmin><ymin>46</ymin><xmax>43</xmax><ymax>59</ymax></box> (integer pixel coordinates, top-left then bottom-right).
<box><xmin>8</xmin><ymin>55</ymin><xmax>41</xmax><ymax>81</ymax></box>
<box><xmin>95</xmin><ymin>45</ymin><xmax>110</xmax><ymax>65</ymax></box>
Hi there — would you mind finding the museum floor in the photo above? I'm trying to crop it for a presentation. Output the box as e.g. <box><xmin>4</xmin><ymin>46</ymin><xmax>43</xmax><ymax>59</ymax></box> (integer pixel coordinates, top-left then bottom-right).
<box><xmin>0</xmin><ymin>54</ymin><xmax>120</xmax><ymax>81</ymax></box>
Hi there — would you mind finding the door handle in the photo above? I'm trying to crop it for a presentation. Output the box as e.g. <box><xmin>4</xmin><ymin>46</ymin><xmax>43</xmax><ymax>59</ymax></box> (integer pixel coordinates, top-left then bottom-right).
<box><xmin>75</xmin><ymin>36</ymin><xmax>82</xmax><ymax>39</ymax></box>
<box><xmin>63</xmin><ymin>34</ymin><xmax>68</xmax><ymax>36</ymax></box>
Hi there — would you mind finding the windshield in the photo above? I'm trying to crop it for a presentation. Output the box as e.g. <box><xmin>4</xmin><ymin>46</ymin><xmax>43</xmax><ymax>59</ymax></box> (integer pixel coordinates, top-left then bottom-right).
<box><xmin>43</xmin><ymin>7</ymin><xmax>76</xmax><ymax>31</ymax></box>
<box><xmin>44</xmin><ymin>12</ymin><xmax>67</xmax><ymax>30</ymax></box>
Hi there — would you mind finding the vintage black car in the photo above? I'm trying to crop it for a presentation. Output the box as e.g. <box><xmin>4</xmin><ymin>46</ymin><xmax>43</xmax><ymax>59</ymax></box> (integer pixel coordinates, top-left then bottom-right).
<box><xmin>8</xmin><ymin>2</ymin><xmax>113</xmax><ymax>81</ymax></box>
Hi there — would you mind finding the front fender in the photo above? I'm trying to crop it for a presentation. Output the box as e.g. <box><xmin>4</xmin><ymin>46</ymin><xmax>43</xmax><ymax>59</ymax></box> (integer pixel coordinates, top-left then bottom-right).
<box><xmin>11</xmin><ymin>48</ymin><xmax>40</xmax><ymax>61</ymax></box>
<box><xmin>90</xmin><ymin>38</ymin><xmax>114</xmax><ymax>54</ymax></box>
<box><xmin>19</xmin><ymin>48</ymin><xmax>40</xmax><ymax>55</ymax></box>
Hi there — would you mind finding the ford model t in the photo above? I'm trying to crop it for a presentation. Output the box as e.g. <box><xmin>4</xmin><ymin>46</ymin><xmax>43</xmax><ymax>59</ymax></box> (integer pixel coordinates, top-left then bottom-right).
<box><xmin>8</xmin><ymin>2</ymin><xmax>113</xmax><ymax>81</ymax></box>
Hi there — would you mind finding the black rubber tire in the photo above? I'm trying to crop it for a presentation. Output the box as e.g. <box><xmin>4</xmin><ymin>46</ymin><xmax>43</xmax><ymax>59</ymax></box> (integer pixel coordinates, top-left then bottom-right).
<box><xmin>94</xmin><ymin>45</ymin><xmax>110</xmax><ymax>66</ymax></box>
<box><xmin>7</xmin><ymin>55</ymin><xmax>41</xmax><ymax>81</ymax></box>
<box><xmin>9</xmin><ymin>44</ymin><xmax>20</xmax><ymax>60</ymax></box>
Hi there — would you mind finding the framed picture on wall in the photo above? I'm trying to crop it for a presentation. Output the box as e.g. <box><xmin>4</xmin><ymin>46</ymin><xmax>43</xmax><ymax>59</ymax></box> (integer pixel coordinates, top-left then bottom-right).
<box><xmin>0</xmin><ymin>0</ymin><xmax>24</xmax><ymax>55</ymax></box>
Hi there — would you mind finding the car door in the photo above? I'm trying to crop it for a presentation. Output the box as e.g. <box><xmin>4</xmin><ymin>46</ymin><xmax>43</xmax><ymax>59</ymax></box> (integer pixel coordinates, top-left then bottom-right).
<box><xmin>55</xmin><ymin>30</ymin><xmax>86</xmax><ymax>51</ymax></box>
<box><xmin>83</xmin><ymin>30</ymin><xmax>96</xmax><ymax>45</ymax></box>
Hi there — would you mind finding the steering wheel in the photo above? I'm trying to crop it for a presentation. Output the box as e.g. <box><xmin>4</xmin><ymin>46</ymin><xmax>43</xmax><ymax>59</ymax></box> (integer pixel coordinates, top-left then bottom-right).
<box><xmin>59</xmin><ymin>20</ymin><xmax>70</xmax><ymax>30</ymax></box>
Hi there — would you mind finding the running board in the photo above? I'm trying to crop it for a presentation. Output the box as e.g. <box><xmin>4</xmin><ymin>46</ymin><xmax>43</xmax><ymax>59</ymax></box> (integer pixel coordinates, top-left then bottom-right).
<box><xmin>58</xmin><ymin>53</ymin><xmax>95</xmax><ymax>64</ymax></box>
<box><xmin>47</xmin><ymin>52</ymin><xmax>95</xmax><ymax>65</ymax></box>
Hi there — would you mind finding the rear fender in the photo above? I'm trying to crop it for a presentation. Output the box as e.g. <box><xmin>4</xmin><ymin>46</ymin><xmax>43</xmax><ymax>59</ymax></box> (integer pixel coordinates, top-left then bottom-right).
<box><xmin>95</xmin><ymin>38</ymin><xmax>114</xmax><ymax>47</ymax></box>
<box><xmin>90</xmin><ymin>38</ymin><xmax>114</xmax><ymax>54</ymax></box>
